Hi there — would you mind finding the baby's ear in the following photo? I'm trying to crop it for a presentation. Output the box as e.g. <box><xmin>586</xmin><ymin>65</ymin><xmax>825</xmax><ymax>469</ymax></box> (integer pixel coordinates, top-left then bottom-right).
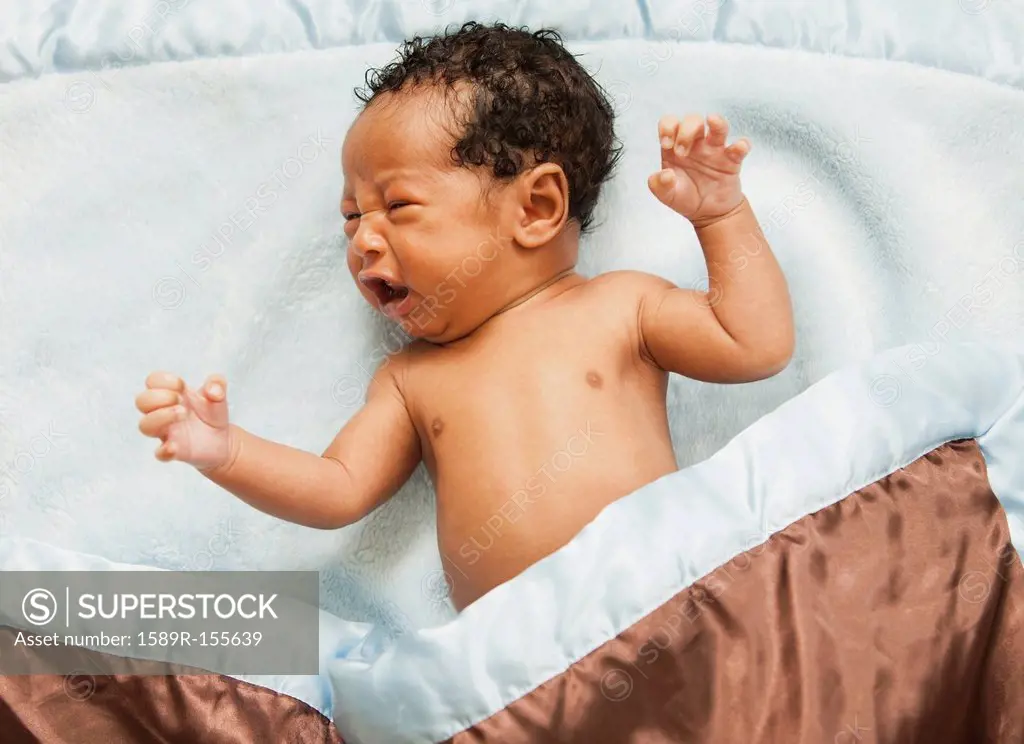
<box><xmin>510</xmin><ymin>163</ymin><xmax>569</xmax><ymax>249</ymax></box>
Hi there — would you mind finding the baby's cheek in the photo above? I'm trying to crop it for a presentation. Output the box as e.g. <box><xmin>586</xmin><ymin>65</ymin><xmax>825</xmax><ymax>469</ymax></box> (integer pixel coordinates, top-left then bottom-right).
<box><xmin>345</xmin><ymin>245</ymin><xmax>361</xmax><ymax>275</ymax></box>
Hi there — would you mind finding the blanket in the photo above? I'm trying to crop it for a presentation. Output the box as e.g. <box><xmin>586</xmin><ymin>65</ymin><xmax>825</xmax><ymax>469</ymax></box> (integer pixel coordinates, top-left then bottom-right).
<box><xmin>2</xmin><ymin>0</ymin><xmax>1024</xmax><ymax>731</ymax></box>
<box><xmin>2</xmin><ymin>340</ymin><xmax>1022</xmax><ymax>742</ymax></box>
<box><xmin>2</xmin><ymin>0</ymin><xmax>1022</xmax><ymax>632</ymax></box>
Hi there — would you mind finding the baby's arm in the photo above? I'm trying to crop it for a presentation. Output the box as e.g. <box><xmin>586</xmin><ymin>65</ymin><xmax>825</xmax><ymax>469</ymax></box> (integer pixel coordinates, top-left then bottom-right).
<box><xmin>640</xmin><ymin>113</ymin><xmax>794</xmax><ymax>382</ymax></box>
<box><xmin>640</xmin><ymin>201</ymin><xmax>794</xmax><ymax>382</ymax></box>
<box><xmin>136</xmin><ymin>359</ymin><xmax>420</xmax><ymax>529</ymax></box>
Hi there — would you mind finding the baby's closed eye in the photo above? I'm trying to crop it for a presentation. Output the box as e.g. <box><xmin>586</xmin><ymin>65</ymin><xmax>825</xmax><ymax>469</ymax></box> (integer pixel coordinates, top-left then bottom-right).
<box><xmin>387</xmin><ymin>201</ymin><xmax>423</xmax><ymax>224</ymax></box>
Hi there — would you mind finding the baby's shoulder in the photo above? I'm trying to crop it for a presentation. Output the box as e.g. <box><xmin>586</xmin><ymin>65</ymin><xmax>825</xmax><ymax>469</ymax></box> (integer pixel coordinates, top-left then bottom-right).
<box><xmin>365</xmin><ymin>340</ymin><xmax>433</xmax><ymax>383</ymax></box>
<box><xmin>384</xmin><ymin>340</ymin><xmax>444</xmax><ymax>379</ymax></box>
<box><xmin>585</xmin><ymin>269</ymin><xmax>675</xmax><ymax>302</ymax></box>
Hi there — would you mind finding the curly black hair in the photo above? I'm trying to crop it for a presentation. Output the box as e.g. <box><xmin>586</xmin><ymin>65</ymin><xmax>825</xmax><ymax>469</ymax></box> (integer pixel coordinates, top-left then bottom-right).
<box><xmin>355</xmin><ymin>21</ymin><xmax>621</xmax><ymax>234</ymax></box>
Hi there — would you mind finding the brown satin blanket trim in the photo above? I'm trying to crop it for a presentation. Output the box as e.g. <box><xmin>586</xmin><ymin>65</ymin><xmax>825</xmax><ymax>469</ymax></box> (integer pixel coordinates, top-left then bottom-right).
<box><xmin>451</xmin><ymin>439</ymin><xmax>1024</xmax><ymax>743</ymax></box>
<box><xmin>0</xmin><ymin>628</ymin><xmax>343</xmax><ymax>743</ymax></box>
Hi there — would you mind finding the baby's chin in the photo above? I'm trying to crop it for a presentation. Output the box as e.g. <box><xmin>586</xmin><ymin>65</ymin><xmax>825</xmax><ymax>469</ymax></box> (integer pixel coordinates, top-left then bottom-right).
<box><xmin>397</xmin><ymin>315</ymin><xmax>449</xmax><ymax>342</ymax></box>
<box><xmin>392</xmin><ymin>309</ymin><xmax>459</xmax><ymax>345</ymax></box>
<box><xmin>370</xmin><ymin>302</ymin><xmax>433</xmax><ymax>340</ymax></box>
<box><xmin>355</xmin><ymin>291</ymin><xmax>453</xmax><ymax>343</ymax></box>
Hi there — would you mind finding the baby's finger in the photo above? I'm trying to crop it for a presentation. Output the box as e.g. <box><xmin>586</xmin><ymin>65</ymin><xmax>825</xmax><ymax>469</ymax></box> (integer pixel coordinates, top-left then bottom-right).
<box><xmin>154</xmin><ymin>440</ymin><xmax>178</xmax><ymax>462</ymax></box>
<box><xmin>725</xmin><ymin>138</ymin><xmax>752</xmax><ymax>162</ymax></box>
<box><xmin>135</xmin><ymin>388</ymin><xmax>181</xmax><ymax>414</ymax></box>
<box><xmin>145</xmin><ymin>371</ymin><xmax>185</xmax><ymax>393</ymax></box>
<box><xmin>201</xmin><ymin>374</ymin><xmax>228</xmax><ymax>402</ymax></box>
<box><xmin>138</xmin><ymin>406</ymin><xmax>185</xmax><ymax>438</ymax></box>
<box><xmin>657</xmin><ymin>115</ymin><xmax>680</xmax><ymax>151</ymax></box>
<box><xmin>675</xmin><ymin>114</ymin><xmax>706</xmax><ymax>156</ymax></box>
<box><xmin>705</xmin><ymin>114</ymin><xmax>729</xmax><ymax>147</ymax></box>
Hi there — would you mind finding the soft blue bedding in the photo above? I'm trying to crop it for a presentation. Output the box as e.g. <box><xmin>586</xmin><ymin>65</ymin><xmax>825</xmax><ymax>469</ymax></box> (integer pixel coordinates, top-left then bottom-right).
<box><xmin>2</xmin><ymin>0</ymin><xmax>1023</xmax><ymax>87</ymax></box>
<box><xmin>1</xmin><ymin>2</ymin><xmax>1023</xmax><ymax>739</ymax></box>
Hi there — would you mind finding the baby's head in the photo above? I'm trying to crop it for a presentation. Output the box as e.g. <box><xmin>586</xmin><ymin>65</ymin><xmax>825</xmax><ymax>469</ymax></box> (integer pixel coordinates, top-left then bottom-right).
<box><xmin>342</xmin><ymin>21</ymin><xmax>620</xmax><ymax>343</ymax></box>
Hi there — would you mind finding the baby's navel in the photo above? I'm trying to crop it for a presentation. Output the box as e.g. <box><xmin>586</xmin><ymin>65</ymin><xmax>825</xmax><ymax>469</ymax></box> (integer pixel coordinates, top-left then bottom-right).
<box><xmin>431</xmin><ymin>417</ymin><xmax>445</xmax><ymax>438</ymax></box>
<box><xmin>586</xmin><ymin>370</ymin><xmax>603</xmax><ymax>389</ymax></box>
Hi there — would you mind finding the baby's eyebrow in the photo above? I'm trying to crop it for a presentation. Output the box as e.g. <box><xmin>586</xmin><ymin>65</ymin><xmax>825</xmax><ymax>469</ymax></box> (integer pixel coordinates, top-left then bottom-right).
<box><xmin>339</xmin><ymin>170</ymin><xmax>431</xmax><ymax>208</ymax></box>
<box><xmin>373</xmin><ymin>168</ymin><xmax>433</xmax><ymax>186</ymax></box>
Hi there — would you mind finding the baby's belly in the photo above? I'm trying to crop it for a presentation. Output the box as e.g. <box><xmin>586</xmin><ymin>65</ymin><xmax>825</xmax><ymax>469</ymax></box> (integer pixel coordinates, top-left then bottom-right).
<box><xmin>433</xmin><ymin>417</ymin><xmax>678</xmax><ymax>610</ymax></box>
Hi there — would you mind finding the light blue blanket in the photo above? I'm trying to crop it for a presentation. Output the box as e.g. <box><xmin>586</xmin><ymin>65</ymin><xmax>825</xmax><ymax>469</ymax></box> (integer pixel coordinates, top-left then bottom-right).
<box><xmin>3</xmin><ymin>340</ymin><xmax>1022</xmax><ymax>742</ymax></box>
<box><xmin>1</xmin><ymin>0</ymin><xmax>1022</xmax><ymax>640</ymax></box>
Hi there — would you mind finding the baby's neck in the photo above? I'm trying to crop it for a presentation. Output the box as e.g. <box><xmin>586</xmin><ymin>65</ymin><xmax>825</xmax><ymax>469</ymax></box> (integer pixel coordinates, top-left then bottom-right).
<box><xmin>440</xmin><ymin>268</ymin><xmax>585</xmax><ymax>347</ymax></box>
<box><xmin>492</xmin><ymin>267</ymin><xmax>579</xmax><ymax>316</ymax></box>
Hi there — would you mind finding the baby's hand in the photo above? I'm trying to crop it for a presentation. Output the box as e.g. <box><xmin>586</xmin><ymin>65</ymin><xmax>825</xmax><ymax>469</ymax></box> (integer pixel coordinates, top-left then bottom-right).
<box><xmin>648</xmin><ymin>114</ymin><xmax>751</xmax><ymax>227</ymax></box>
<box><xmin>135</xmin><ymin>372</ymin><xmax>233</xmax><ymax>472</ymax></box>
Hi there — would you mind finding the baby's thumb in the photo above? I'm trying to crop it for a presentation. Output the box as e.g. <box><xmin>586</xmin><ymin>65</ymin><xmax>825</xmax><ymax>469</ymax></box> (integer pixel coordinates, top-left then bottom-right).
<box><xmin>647</xmin><ymin>169</ymin><xmax>677</xmax><ymax>206</ymax></box>
<box><xmin>199</xmin><ymin>374</ymin><xmax>230</xmax><ymax>427</ymax></box>
<box><xmin>202</xmin><ymin>374</ymin><xmax>227</xmax><ymax>401</ymax></box>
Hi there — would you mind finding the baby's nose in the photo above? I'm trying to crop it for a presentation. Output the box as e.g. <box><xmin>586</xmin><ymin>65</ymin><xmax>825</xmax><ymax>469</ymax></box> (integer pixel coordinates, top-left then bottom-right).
<box><xmin>351</xmin><ymin>224</ymin><xmax>387</xmax><ymax>257</ymax></box>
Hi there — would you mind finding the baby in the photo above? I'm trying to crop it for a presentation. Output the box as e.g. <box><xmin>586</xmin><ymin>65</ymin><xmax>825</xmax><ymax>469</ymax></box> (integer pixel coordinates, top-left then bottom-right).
<box><xmin>135</xmin><ymin>22</ymin><xmax>794</xmax><ymax>611</ymax></box>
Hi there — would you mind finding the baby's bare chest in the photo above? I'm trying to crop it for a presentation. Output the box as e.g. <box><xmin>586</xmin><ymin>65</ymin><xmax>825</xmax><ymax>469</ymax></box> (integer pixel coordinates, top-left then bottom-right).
<box><xmin>416</xmin><ymin>324</ymin><xmax>622</xmax><ymax>415</ymax></box>
<box><xmin>403</xmin><ymin>319</ymin><xmax>665</xmax><ymax>473</ymax></box>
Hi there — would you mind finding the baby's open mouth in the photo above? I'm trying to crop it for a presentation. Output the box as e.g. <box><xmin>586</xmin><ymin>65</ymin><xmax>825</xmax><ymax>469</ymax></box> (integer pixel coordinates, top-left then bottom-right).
<box><xmin>361</xmin><ymin>276</ymin><xmax>410</xmax><ymax>307</ymax></box>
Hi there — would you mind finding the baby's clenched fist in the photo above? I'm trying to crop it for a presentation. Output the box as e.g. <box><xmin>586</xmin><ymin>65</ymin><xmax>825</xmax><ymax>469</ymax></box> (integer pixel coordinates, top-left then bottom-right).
<box><xmin>135</xmin><ymin>372</ymin><xmax>234</xmax><ymax>472</ymax></box>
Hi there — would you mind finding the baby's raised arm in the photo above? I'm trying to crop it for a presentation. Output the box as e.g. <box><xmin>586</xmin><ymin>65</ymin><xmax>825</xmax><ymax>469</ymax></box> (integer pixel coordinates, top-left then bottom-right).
<box><xmin>639</xmin><ymin>113</ymin><xmax>794</xmax><ymax>383</ymax></box>
<box><xmin>135</xmin><ymin>359</ymin><xmax>421</xmax><ymax>529</ymax></box>
<box><xmin>635</xmin><ymin>201</ymin><xmax>794</xmax><ymax>383</ymax></box>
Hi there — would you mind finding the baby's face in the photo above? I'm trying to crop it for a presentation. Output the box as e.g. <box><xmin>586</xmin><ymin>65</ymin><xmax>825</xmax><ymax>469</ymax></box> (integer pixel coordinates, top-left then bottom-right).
<box><xmin>341</xmin><ymin>91</ymin><xmax>512</xmax><ymax>343</ymax></box>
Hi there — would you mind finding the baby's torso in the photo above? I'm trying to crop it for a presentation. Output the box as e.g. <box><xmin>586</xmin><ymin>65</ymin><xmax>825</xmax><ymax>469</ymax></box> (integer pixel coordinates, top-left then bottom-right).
<box><xmin>399</xmin><ymin>274</ymin><xmax>679</xmax><ymax>609</ymax></box>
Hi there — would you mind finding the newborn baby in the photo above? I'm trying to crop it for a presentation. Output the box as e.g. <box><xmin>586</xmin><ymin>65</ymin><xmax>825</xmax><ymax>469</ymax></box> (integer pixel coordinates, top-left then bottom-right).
<box><xmin>136</xmin><ymin>22</ymin><xmax>794</xmax><ymax>610</ymax></box>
